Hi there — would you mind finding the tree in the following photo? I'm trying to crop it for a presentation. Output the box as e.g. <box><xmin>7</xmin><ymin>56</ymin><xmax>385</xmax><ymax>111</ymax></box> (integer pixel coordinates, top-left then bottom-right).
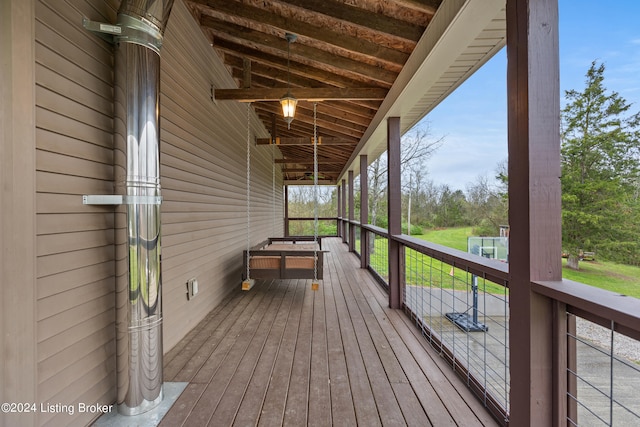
<box><xmin>561</xmin><ymin>61</ymin><xmax>640</xmax><ymax>269</ymax></box>
<box><xmin>465</xmin><ymin>160</ymin><xmax>508</xmax><ymax>235</ymax></box>
<box><xmin>287</xmin><ymin>185</ymin><xmax>337</xmax><ymax>234</ymax></box>
<box><xmin>432</xmin><ymin>186</ymin><xmax>467</xmax><ymax>227</ymax></box>
<box><xmin>368</xmin><ymin>125</ymin><xmax>443</xmax><ymax>227</ymax></box>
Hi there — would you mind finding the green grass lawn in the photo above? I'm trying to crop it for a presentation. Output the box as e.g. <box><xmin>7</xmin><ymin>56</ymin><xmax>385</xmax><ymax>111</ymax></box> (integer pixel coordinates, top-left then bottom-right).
<box><xmin>407</xmin><ymin>227</ymin><xmax>505</xmax><ymax>293</ymax></box>
<box><xmin>367</xmin><ymin>227</ymin><xmax>640</xmax><ymax>298</ymax></box>
<box><xmin>561</xmin><ymin>259</ymin><xmax>640</xmax><ymax>298</ymax></box>
<box><xmin>415</xmin><ymin>227</ymin><xmax>474</xmax><ymax>252</ymax></box>
<box><xmin>369</xmin><ymin>227</ymin><xmax>506</xmax><ymax>293</ymax></box>
<box><xmin>412</xmin><ymin>226</ymin><xmax>640</xmax><ymax>299</ymax></box>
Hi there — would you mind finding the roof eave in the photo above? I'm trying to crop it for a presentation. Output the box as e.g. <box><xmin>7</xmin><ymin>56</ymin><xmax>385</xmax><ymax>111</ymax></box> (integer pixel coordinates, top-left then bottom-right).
<box><xmin>339</xmin><ymin>0</ymin><xmax>506</xmax><ymax>181</ymax></box>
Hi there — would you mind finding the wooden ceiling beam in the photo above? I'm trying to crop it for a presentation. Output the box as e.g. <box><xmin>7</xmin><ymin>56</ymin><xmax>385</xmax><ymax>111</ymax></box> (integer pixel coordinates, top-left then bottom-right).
<box><xmin>255</xmin><ymin>110</ymin><xmax>363</xmax><ymax>141</ymax></box>
<box><xmin>201</xmin><ymin>15</ymin><xmax>398</xmax><ymax>85</ymax></box>
<box><xmin>214</xmin><ymin>87</ymin><xmax>387</xmax><ymax>102</ymax></box>
<box><xmin>189</xmin><ymin>0</ymin><xmax>409</xmax><ymax>66</ymax></box>
<box><xmin>258</xmin><ymin>115</ymin><xmax>361</xmax><ymax>142</ymax></box>
<box><xmin>276</xmin><ymin>0</ymin><xmax>425</xmax><ymax>42</ymax></box>
<box><xmin>255</xmin><ymin>102</ymin><xmax>366</xmax><ymax>139</ymax></box>
<box><xmin>256</xmin><ymin>137</ymin><xmax>358</xmax><ymax>146</ymax></box>
<box><xmin>182</xmin><ymin>0</ymin><xmax>446</xmax><ymax>186</ymax></box>
<box><xmin>224</xmin><ymin>52</ymin><xmax>390</xmax><ymax>100</ymax></box>
<box><xmin>215</xmin><ymin>39</ymin><xmax>393</xmax><ymax>88</ymax></box>
<box><xmin>281</xmin><ymin>166</ymin><xmax>344</xmax><ymax>172</ymax></box>
<box><xmin>276</xmin><ymin>159</ymin><xmax>340</xmax><ymax>165</ymax></box>
<box><xmin>227</xmin><ymin>63</ymin><xmax>383</xmax><ymax>115</ymax></box>
<box><xmin>284</xmin><ymin>179</ymin><xmax>337</xmax><ymax>186</ymax></box>
<box><xmin>394</xmin><ymin>0</ymin><xmax>441</xmax><ymax>14</ymax></box>
<box><xmin>277</xmin><ymin>145</ymin><xmax>352</xmax><ymax>165</ymax></box>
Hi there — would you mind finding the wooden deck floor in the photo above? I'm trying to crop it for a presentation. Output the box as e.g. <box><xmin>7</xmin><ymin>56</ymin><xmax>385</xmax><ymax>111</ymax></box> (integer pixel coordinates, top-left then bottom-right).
<box><xmin>160</xmin><ymin>237</ymin><xmax>498</xmax><ymax>427</ymax></box>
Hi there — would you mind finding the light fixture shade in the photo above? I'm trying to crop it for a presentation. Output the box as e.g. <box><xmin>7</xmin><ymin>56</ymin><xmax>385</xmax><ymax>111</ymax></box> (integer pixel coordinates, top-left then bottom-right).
<box><xmin>280</xmin><ymin>95</ymin><xmax>297</xmax><ymax>127</ymax></box>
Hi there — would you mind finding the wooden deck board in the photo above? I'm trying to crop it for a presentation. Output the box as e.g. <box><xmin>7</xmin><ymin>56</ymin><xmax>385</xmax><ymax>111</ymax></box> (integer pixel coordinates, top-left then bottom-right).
<box><xmin>308</xmin><ymin>283</ymin><xmax>331</xmax><ymax>427</ymax></box>
<box><xmin>161</xmin><ymin>237</ymin><xmax>499</xmax><ymax>427</ymax></box>
<box><xmin>282</xmin><ymin>278</ymin><xmax>313</xmax><ymax>426</ymax></box>
<box><xmin>163</xmin><ymin>284</ymin><xmax>257</xmax><ymax>381</ymax></box>
<box><xmin>326</xmin><ymin>250</ymin><xmax>382</xmax><ymax>427</ymax></box>
<box><xmin>256</xmin><ymin>280</ymin><xmax>305</xmax><ymax>427</ymax></box>
<box><xmin>188</xmin><ymin>281</ymin><xmax>288</xmax><ymax>426</ymax></box>
<box><xmin>158</xmin><ymin>383</ymin><xmax>206</xmax><ymax>427</ymax></box>
<box><xmin>323</xmin><ymin>261</ymin><xmax>358</xmax><ymax>426</ymax></box>
<box><xmin>173</xmin><ymin>280</ymin><xmax>276</xmax><ymax>383</ymax></box>
<box><xmin>329</xmin><ymin>241</ymin><xmax>408</xmax><ymax>426</ymax></box>
<box><xmin>208</xmin><ymin>280</ymin><xmax>295</xmax><ymax>426</ymax></box>
<box><xmin>232</xmin><ymin>281</ymin><xmax>301</xmax><ymax>427</ymax></box>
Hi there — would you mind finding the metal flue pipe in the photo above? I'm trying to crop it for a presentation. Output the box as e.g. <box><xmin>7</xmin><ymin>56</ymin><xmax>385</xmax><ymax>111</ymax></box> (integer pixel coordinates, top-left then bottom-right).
<box><xmin>113</xmin><ymin>0</ymin><xmax>174</xmax><ymax>415</ymax></box>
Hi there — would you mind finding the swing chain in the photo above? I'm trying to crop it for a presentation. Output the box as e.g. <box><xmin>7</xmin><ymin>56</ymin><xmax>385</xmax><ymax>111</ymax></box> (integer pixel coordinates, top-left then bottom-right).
<box><xmin>313</xmin><ymin>102</ymin><xmax>319</xmax><ymax>283</ymax></box>
<box><xmin>272</xmin><ymin>143</ymin><xmax>276</xmax><ymax>236</ymax></box>
<box><xmin>246</xmin><ymin>103</ymin><xmax>252</xmax><ymax>281</ymax></box>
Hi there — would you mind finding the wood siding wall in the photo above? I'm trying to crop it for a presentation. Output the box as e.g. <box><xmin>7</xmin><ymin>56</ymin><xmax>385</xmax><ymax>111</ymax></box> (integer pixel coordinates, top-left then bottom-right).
<box><xmin>33</xmin><ymin>0</ymin><xmax>282</xmax><ymax>425</ymax></box>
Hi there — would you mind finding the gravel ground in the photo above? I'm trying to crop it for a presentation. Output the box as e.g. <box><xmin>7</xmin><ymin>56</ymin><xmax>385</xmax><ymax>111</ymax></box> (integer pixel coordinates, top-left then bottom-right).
<box><xmin>576</xmin><ymin>317</ymin><xmax>640</xmax><ymax>363</ymax></box>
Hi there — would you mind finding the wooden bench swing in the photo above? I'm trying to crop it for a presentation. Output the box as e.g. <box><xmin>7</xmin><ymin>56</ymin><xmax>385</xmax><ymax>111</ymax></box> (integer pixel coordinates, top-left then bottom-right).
<box><xmin>242</xmin><ymin>236</ymin><xmax>324</xmax><ymax>285</ymax></box>
<box><xmin>241</xmin><ymin>103</ymin><xmax>324</xmax><ymax>291</ymax></box>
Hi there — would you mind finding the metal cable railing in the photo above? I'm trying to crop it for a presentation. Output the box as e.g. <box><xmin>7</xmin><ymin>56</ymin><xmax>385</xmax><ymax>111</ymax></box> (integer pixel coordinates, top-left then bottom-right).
<box><xmin>403</xmin><ymin>247</ymin><xmax>510</xmax><ymax>419</ymax></box>
<box><xmin>567</xmin><ymin>314</ymin><xmax>640</xmax><ymax>426</ymax></box>
<box><xmin>332</xmin><ymin>220</ymin><xmax>640</xmax><ymax>426</ymax></box>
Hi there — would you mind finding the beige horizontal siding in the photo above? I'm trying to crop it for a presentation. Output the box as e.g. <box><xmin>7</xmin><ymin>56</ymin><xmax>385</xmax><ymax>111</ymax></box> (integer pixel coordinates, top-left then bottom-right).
<box><xmin>34</xmin><ymin>0</ymin><xmax>284</xmax><ymax>424</ymax></box>
<box><xmin>35</xmin><ymin>0</ymin><xmax>118</xmax><ymax>425</ymax></box>
<box><xmin>37</xmin><ymin>212</ymin><xmax>114</xmax><ymax>235</ymax></box>
<box><xmin>32</xmin><ymin>0</ymin><xmax>283</xmax><ymax>425</ymax></box>
<box><xmin>160</xmin><ymin>0</ymin><xmax>283</xmax><ymax>352</ymax></box>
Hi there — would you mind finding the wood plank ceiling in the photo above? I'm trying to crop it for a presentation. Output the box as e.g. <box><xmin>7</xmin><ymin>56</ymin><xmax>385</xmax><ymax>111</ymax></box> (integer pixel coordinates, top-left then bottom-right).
<box><xmin>184</xmin><ymin>0</ymin><xmax>442</xmax><ymax>184</ymax></box>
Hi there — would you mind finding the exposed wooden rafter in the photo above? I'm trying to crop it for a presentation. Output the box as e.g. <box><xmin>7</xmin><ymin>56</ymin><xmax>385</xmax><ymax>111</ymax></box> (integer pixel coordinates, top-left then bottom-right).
<box><xmin>256</xmin><ymin>137</ymin><xmax>358</xmax><ymax>146</ymax></box>
<box><xmin>184</xmin><ymin>0</ymin><xmax>442</xmax><ymax>182</ymax></box>
<box><xmin>214</xmin><ymin>87</ymin><xmax>388</xmax><ymax>102</ymax></box>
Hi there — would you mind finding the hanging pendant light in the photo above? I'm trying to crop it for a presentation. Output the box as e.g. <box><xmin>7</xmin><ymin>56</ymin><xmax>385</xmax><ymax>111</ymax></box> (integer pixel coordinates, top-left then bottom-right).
<box><xmin>280</xmin><ymin>33</ymin><xmax>297</xmax><ymax>129</ymax></box>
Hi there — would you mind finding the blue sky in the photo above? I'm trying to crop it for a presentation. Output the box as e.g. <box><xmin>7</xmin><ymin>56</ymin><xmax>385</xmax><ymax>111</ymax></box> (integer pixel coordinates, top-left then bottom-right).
<box><xmin>419</xmin><ymin>0</ymin><xmax>640</xmax><ymax>191</ymax></box>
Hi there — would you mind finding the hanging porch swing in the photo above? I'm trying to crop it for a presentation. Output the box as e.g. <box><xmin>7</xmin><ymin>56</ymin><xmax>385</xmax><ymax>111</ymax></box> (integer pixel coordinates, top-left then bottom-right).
<box><xmin>241</xmin><ymin>102</ymin><xmax>325</xmax><ymax>291</ymax></box>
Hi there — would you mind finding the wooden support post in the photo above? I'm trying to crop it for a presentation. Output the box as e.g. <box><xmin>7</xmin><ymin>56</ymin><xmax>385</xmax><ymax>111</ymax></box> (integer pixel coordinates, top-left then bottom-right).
<box><xmin>341</xmin><ymin>179</ymin><xmax>347</xmax><ymax>244</ymax></box>
<box><xmin>507</xmin><ymin>0</ymin><xmax>562</xmax><ymax>424</ymax></box>
<box><xmin>360</xmin><ymin>155</ymin><xmax>369</xmax><ymax>269</ymax></box>
<box><xmin>387</xmin><ymin>117</ymin><xmax>402</xmax><ymax>309</ymax></box>
<box><xmin>336</xmin><ymin>183</ymin><xmax>342</xmax><ymax>238</ymax></box>
<box><xmin>284</xmin><ymin>185</ymin><xmax>289</xmax><ymax>236</ymax></box>
<box><xmin>348</xmin><ymin>170</ymin><xmax>355</xmax><ymax>252</ymax></box>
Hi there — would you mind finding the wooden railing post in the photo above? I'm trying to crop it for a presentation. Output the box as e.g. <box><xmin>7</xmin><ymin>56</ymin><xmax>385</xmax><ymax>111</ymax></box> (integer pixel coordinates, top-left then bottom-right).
<box><xmin>360</xmin><ymin>155</ymin><xmax>369</xmax><ymax>269</ymax></box>
<box><xmin>341</xmin><ymin>179</ymin><xmax>347</xmax><ymax>244</ymax></box>
<box><xmin>284</xmin><ymin>185</ymin><xmax>289</xmax><ymax>236</ymax></box>
<box><xmin>348</xmin><ymin>170</ymin><xmax>355</xmax><ymax>252</ymax></box>
<box><xmin>553</xmin><ymin>301</ymin><xmax>569</xmax><ymax>426</ymax></box>
<box><xmin>567</xmin><ymin>312</ymin><xmax>577</xmax><ymax>423</ymax></box>
<box><xmin>387</xmin><ymin>117</ymin><xmax>402</xmax><ymax>309</ymax></box>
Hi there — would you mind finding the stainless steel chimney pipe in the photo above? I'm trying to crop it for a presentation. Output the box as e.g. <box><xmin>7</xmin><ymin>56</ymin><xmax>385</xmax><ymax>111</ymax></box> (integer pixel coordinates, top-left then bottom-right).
<box><xmin>113</xmin><ymin>0</ymin><xmax>174</xmax><ymax>415</ymax></box>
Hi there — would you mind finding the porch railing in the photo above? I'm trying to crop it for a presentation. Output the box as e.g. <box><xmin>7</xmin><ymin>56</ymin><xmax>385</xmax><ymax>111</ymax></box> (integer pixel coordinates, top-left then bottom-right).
<box><xmin>285</xmin><ymin>216</ymin><xmax>338</xmax><ymax>237</ymax></box>
<box><xmin>533</xmin><ymin>280</ymin><xmax>640</xmax><ymax>426</ymax></box>
<box><xmin>340</xmin><ymin>218</ymin><xmax>640</xmax><ymax>426</ymax></box>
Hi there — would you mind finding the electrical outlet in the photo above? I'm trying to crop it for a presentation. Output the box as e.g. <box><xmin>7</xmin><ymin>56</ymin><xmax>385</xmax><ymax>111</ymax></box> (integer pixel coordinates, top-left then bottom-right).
<box><xmin>186</xmin><ymin>278</ymin><xmax>198</xmax><ymax>300</ymax></box>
